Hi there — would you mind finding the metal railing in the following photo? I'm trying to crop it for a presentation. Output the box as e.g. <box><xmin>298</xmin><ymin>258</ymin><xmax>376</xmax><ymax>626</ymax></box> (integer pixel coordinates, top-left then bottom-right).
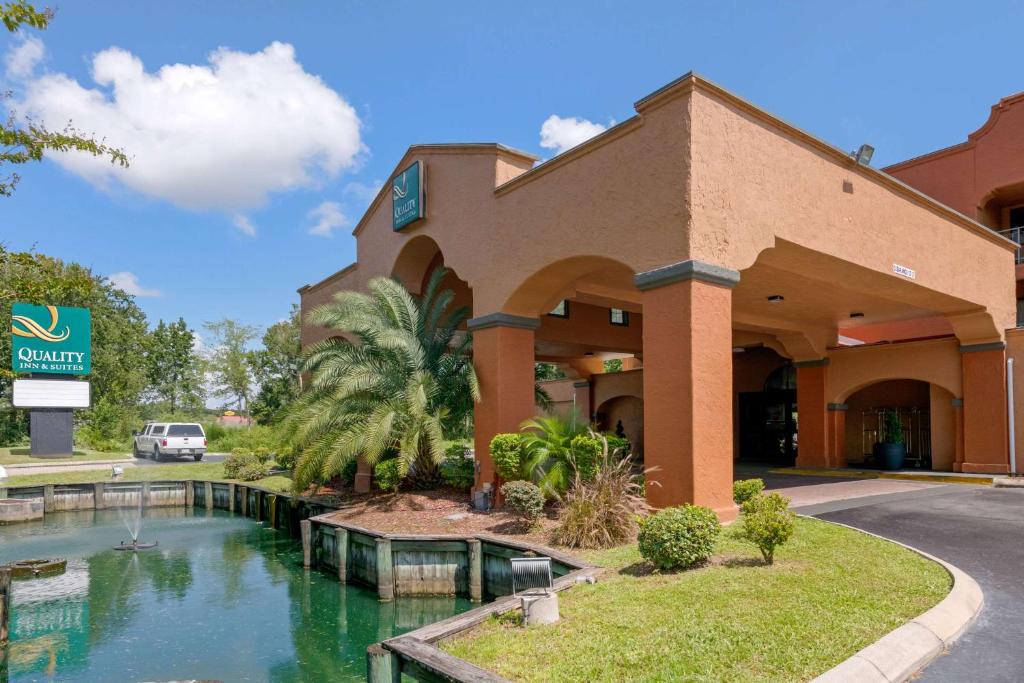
<box><xmin>998</xmin><ymin>227</ymin><xmax>1024</xmax><ymax>264</ymax></box>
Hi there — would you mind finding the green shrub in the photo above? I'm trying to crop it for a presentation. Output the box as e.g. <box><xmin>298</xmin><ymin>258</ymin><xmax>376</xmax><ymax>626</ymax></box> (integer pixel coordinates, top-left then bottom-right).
<box><xmin>274</xmin><ymin>445</ymin><xmax>297</xmax><ymax>471</ymax></box>
<box><xmin>230</xmin><ymin>447</ymin><xmax>253</xmax><ymax>457</ymax></box>
<box><xmin>224</xmin><ymin>452</ymin><xmax>257</xmax><ymax>478</ymax></box>
<box><xmin>339</xmin><ymin>458</ymin><xmax>359</xmax><ymax>486</ymax></box>
<box><xmin>500</xmin><ymin>480</ymin><xmax>544</xmax><ymax>526</ymax></box>
<box><xmin>203</xmin><ymin>422</ymin><xmax>227</xmax><ymax>444</ymax></box>
<box><xmin>253</xmin><ymin>447</ymin><xmax>272</xmax><ymax>463</ymax></box>
<box><xmin>237</xmin><ymin>459</ymin><xmax>271</xmax><ymax>482</ymax></box>
<box><xmin>638</xmin><ymin>505</ymin><xmax>721</xmax><ymax>570</ymax></box>
<box><xmin>733</xmin><ymin>478</ymin><xmax>765</xmax><ymax>506</ymax></box>
<box><xmin>440</xmin><ymin>445</ymin><xmax>475</xmax><ymax>491</ymax></box>
<box><xmin>490</xmin><ymin>433</ymin><xmax>524</xmax><ymax>480</ymax></box>
<box><xmin>552</xmin><ymin>451</ymin><xmax>649</xmax><ymax>549</ymax></box>
<box><xmin>568</xmin><ymin>434</ymin><xmax>601</xmax><ymax>482</ymax></box>
<box><xmin>603</xmin><ymin>434</ymin><xmax>631</xmax><ymax>456</ymax></box>
<box><xmin>207</xmin><ymin>424</ymin><xmax>278</xmax><ymax>453</ymax></box>
<box><xmin>374</xmin><ymin>458</ymin><xmax>405</xmax><ymax>493</ymax></box>
<box><xmin>740</xmin><ymin>492</ymin><xmax>795</xmax><ymax>565</ymax></box>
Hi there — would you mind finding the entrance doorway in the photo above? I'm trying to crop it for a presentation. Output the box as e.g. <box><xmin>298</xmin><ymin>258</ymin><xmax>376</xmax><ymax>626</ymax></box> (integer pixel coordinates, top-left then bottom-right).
<box><xmin>738</xmin><ymin>365</ymin><xmax>798</xmax><ymax>467</ymax></box>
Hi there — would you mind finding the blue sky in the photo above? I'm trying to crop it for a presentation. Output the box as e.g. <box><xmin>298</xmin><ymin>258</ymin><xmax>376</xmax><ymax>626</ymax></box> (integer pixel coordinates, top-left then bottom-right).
<box><xmin>3</xmin><ymin>0</ymin><xmax>1022</xmax><ymax>340</ymax></box>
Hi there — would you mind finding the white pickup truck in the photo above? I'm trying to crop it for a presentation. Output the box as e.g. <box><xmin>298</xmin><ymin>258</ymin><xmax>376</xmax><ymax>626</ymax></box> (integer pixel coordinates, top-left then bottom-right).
<box><xmin>133</xmin><ymin>423</ymin><xmax>207</xmax><ymax>461</ymax></box>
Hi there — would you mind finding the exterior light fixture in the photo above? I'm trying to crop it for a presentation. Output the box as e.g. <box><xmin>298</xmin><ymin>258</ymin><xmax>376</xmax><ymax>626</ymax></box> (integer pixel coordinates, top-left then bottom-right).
<box><xmin>852</xmin><ymin>144</ymin><xmax>874</xmax><ymax>166</ymax></box>
<box><xmin>850</xmin><ymin>312</ymin><xmax>865</xmax><ymax>318</ymax></box>
<box><xmin>767</xmin><ymin>295</ymin><xmax>785</xmax><ymax>303</ymax></box>
<box><xmin>583</xmin><ymin>351</ymin><xmax>595</xmax><ymax>357</ymax></box>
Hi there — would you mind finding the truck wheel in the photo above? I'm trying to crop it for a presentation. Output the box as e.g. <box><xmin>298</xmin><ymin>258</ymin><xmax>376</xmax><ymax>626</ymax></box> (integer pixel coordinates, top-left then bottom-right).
<box><xmin>153</xmin><ymin>447</ymin><xmax>162</xmax><ymax>462</ymax></box>
<box><xmin>193</xmin><ymin>454</ymin><xmax>203</xmax><ymax>462</ymax></box>
<box><xmin>133</xmin><ymin>443</ymin><xmax>141</xmax><ymax>458</ymax></box>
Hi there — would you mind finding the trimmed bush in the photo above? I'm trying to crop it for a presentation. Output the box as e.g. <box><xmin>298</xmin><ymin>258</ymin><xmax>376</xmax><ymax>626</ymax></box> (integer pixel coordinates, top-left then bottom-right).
<box><xmin>638</xmin><ymin>505</ymin><xmax>721</xmax><ymax>570</ymax></box>
<box><xmin>374</xmin><ymin>458</ymin><xmax>404</xmax><ymax>493</ymax></box>
<box><xmin>224</xmin><ymin>451</ymin><xmax>257</xmax><ymax>478</ymax></box>
<box><xmin>603</xmin><ymin>434</ymin><xmax>631</xmax><ymax>456</ymax></box>
<box><xmin>253</xmin><ymin>447</ymin><xmax>272</xmax><ymax>463</ymax></box>
<box><xmin>441</xmin><ymin>444</ymin><xmax>475</xmax><ymax>491</ymax></box>
<box><xmin>500</xmin><ymin>480</ymin><xmax>544</xmax><ymax>526</ymax></box>
<box><xmin>733</xmin><ymin>478</ymin><xmax>765</xmax><ymax>506</ymax></box>
<box><xmin>238</xmin><ymin>459</ymin><xmax>271</xmax><ymax>482</ymax></box>
<box><xmin>491</xmin><ymin>433</ymin><xmax>525</xmax><ymax>480</ymax></box>
<box><xmin>740</xmin><ymin>492</ymin><xmax>795</xmax><ymax>565</ymax></box>
<box><xmin>568</xmin><ymin>434</ymin><xmax>601</xmax><ymax>482</ymax></box>
<box><xmin>230</xmin><ymin>447</ymin><xmax>253</xmax><ymax>457</ymax></box>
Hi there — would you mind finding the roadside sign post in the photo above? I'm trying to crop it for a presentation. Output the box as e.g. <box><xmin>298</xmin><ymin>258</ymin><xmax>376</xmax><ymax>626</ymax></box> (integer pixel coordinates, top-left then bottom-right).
<box><xmin>10</xmin><ymin>304</ymin><xmax>91</xmax><ymax>458</ymax></box>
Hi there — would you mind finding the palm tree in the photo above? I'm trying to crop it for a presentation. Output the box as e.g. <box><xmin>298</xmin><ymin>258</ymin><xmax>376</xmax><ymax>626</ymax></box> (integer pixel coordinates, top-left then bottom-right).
<box><xmin>284</xmin><ymin>268</ymin><xmax>479</xmax><ymax>492</ymax></box>
<box><xmin>519</xmin><ymin>411</ymin><xmax>589</xmax><ymax>496</ymax></box>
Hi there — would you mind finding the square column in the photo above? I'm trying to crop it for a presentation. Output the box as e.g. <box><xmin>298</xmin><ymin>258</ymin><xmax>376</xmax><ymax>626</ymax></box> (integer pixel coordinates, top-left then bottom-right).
<box><xmin>635</xmin><ymin>260</ymin><xmax>740</xmax><ymax>521</ymax></box>
<box><xmin>826</xmin><ymin>404</ymin><xmax>848</xmax><ymax>468</ymax></box>
<box><xmin>795</xmin><ymin>360</ymin><xmax>830</xmax><ymax>468</ymax></box>
<box><xmin>960</xmin><ymin>343</ymin><xmax>1009</xmax><ymax>473</ymax></box>
<box><xmin>469</xmin><ymin>313</ymin><xmax>539</xmax><ymax>494</ymax></box>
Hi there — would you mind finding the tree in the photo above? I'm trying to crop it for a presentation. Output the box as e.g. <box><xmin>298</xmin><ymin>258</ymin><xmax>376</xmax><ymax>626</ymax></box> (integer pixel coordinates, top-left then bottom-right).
<box><xmin>145</xmin><ymin>318</ymin><xmax>204</xmax><ymax>414</ymax></box>
<box><xmin>250</xmin><ymin>304</ymin><xmax>302</xmax><ymax>425</ymax></box>
<box><xmin>284</xmin><ymin>269</ymin><xmax>479</xmax><ymax>492</ymax></box>
<box><xmin>1</xmin><ymin>1</ymin><xmax>128</xmax><ymax>196</ymax></box>
<box><xmin>0</xmin><ymin>246</ymin><xmax>148</xmax><ymax>446</ymax></box>
<box><xmin>202</xmin><ymin>319</ymin><xmax>258</xmax><ymax>417</ymax></box>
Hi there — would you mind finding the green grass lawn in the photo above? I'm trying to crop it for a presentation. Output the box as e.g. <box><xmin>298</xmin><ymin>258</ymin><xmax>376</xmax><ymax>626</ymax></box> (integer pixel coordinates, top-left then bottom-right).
<box><xmin>444</xmin><ymin>518</ymin><xmax>950</xmax><ymax>682</ymax></box>
<box><xmin>0</xmin><ymin>447</ymin><xmax>130</xmax><ymax>465</ymax></box>
<box><xmin>0</xmin><ymin>461</ymin><xmax>293</xmax><ymax>493</ymax></box>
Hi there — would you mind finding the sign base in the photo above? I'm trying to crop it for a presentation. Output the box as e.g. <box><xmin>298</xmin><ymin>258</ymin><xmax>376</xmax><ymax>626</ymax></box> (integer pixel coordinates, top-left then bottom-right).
<box><xmin>29</xmin><ymin>410</ymin><xmax>74</xmax><ymax>458</ymax></box>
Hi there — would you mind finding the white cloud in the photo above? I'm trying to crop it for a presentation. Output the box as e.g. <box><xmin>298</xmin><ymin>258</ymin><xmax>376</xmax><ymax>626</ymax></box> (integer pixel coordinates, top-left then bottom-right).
<box><xmin>343</xmin><ymin>179</ymin><xmax>383</xmax><ymax>209</ymax></box>
<box><xmin>232</xmin><ymin>214</ymin><xmax>256</xmax><ymax>236</ymax></box>
<box><xmin>4</xmin><ymin>35</ymin><xmax>44</xmax><ymax>80</ymax></box>
<box><xmin>539</xmin><ymin>114</ymin><xmax>608</xmax><ymax>155</ymax></box>
<box><xmin>107</xmin><ymin>271</ymin><xmax>162</xmax><ymax>297</ymax></box>
<box><xmin>12</xmin><ymin>41</ymin><xmax>363</xmax><ymax>212</ymax></box>
<box><xmin>307</xmin><ymin>200</ymin><xmax>348</xmax><ymax>237</ymax></box>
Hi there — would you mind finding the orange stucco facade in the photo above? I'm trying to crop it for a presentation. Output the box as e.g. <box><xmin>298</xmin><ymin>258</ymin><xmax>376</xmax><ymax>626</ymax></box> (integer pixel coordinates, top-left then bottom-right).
<box><xmin>299</xmin><ymin>73</ymin><xmax>1021</xmax><ymax>517</ymax></box>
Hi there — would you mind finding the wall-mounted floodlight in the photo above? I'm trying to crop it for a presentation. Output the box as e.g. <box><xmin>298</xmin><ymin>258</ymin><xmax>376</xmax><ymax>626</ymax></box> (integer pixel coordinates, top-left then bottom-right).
<box><xmin>852</xmin><ymin>144</ymin><xmax>874</xmax><ymax>166</ymax></box>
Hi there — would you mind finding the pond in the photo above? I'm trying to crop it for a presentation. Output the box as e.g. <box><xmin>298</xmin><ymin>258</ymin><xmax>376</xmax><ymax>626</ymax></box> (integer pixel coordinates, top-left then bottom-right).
<box><xmin>0</xmin><ymin>508</ymin><xmax>472</xmax><ymax>682</ymax></box>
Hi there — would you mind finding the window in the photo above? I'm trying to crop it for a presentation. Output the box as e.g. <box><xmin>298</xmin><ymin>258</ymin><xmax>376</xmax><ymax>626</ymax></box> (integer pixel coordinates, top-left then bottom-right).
<box><xmin>548</xmin><ymin>300</ymin><xmax>569</xmax><ymax>318</ymax></box>
<box><xmin>151</xmin><ymin>425</ymin><xmax>165</xmax><ymax>436</ymax></box>
<box><xmin>609</xmin><ymin>308</ymin><xmax>629</xmax><ymax>326</ymax></box>
<box><xmin>1011</xmin><ymin>206</ymin><xmax>1024</xmax><ymax>228</ymax></box>
<box><xmin>167</xmin><ymin>424</ymin><xmax>204</xmax><ymax>437</ymax></box>
<box><xmin>1017</xmin><ymin>298</ymin><xmax>1024</xmax><ymax>328</ymax></box>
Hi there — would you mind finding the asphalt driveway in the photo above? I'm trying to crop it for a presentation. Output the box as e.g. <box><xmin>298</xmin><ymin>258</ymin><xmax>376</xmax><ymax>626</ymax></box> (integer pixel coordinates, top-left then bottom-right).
<box><xmin>797</xmin><ymin>485</ymin><xmax>1024</xmax><ymax>682</ymax></box>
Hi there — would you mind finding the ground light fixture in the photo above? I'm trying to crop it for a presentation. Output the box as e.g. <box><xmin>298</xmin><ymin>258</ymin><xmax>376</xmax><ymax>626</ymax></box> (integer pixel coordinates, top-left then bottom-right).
<box><xmin>767</xmin><ymin>295</ymin><xmax>785</xmax><ymax>303</ymax></box>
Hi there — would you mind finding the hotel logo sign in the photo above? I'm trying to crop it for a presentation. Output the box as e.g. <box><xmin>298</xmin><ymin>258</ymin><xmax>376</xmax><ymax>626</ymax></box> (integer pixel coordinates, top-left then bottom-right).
<box><xmin>11</xmin><ymin>303</ymin><xmax>91</xmax><ymax>375</ymax></box>
<box><xmin>392</xmin><ymin>160</ymin><xmax>425</xmax><ymax>231</ymax></box>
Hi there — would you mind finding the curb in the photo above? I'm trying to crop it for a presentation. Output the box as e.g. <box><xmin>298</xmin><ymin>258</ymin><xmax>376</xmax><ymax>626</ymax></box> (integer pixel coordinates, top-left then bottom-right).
<box><xmin>810</xmin><ymin>518</ymin><xmax>984</xmax><ymax>683</ymax></box>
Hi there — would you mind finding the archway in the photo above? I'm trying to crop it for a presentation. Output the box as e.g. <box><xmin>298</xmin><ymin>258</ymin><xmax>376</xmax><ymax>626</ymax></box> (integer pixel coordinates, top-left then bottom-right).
<box><xmin>390</xmin><ymin>234</ymin><xmax>473</xmax><ymax>322</ymax></box>
<box><xmin>843</xmin><ymin>379</ymin><xmax>956</xmax><ymax>471</ymax></box>
<box><xmin>594</xmin><ymin>395</ymin><xmax>644</xmax><ymax>459</ymax></box>
<box><xmin>734</xmin><ymin>347</ymin><xmax>796</xmax><ymax>466</ymax></box>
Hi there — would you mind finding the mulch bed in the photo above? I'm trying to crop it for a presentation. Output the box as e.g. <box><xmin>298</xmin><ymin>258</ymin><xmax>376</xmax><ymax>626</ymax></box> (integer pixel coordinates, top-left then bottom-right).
<box><xmin>305</xmin><ymin>485</ymin><xmax>561</xmax><ymax>546</ymax></box>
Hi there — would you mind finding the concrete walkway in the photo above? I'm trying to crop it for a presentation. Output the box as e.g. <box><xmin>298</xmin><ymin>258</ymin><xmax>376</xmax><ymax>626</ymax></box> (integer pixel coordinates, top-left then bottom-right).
<box><xmin>803</xmin><ymin>485</ymin><xmax>1024</xmax><ymax>682</ymax></box>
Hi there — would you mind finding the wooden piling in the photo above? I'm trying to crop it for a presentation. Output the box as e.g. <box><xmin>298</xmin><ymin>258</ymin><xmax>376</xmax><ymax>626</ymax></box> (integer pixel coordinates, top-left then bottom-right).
<box><xmin>336</xmin><ymin>528</ymin><xmax>349</xmax><ymax>583</ymax></box>
<box><xmin>204</xmin><ymin>482</ymin><xmax>213</xmax><ymax>511</ymax></box>
<box><xmin>43</xmin><ymin>484</ymin><xmax>54</xmax><ymax>513</ymax></box>
<box><xmin>255</xmin><ymin>491</ymin><xmax>263</xmax><ymax>522</ymax></box>
<box><xmin>468</xmin><ymin>539</ymin><xmax>483</xmax><ymax>602</ymax></box>
<box><xmin>141</xmin><ymin>481</ymin><xmax>151</xmax><ymax>508</ymax></box>
<box><xmin>366</xmin><ymin>643</ymin><xmax>399</xmax><ymax>683</ymax></box>
<box><xmin>93</xmin><ymin>482</ymin><xmax>105</xmax><ymax>510</ymax></box>
<box><xmin>376</xmin><ymin>538</ymin><xmax>394</xmax><ymax>602</ymax></box>
<box><xmin>268</xmin><ymin>494</ymin><xmax>277</xmax><ymax>529</ymax></box>
<box><xmin>300</xmin><ymin>519</ymin><xmax>312</xmax><ymax>568</ymax></box>
<box><xmin>239</xmin><ymin>486</ymin><xmax>248</xmax><ymax>517</ymax></box>
<box><xmin>227</xmin><ymin>483</ymin><xmax>236</xmax><ymax>513</ymax></box>
<box><xmin>185</xmin><ymin>480</ymin><xmax>194</xmax><ymax>507</ymax></box>
<box><xmin>0</xmin><ymin>567</ymin><xmax>11</xmax><ymax>646</ymax></box>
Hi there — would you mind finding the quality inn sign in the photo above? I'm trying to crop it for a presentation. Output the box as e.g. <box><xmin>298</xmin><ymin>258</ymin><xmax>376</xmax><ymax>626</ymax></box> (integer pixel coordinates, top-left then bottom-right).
<box><xmin>11</xmin><ymin>303</ymin><xmax>91</xmax><ymax>375</ymax></box>
<box><xmin>392</xmin><ymin>160</ymin><xmax>425</xmax><ymax>231</ymax></box>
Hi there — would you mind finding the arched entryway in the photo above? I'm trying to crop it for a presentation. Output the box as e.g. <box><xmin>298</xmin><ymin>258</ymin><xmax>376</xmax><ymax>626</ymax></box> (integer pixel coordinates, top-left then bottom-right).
<box><xmin>735</xmin><ymin>348</ymin><xmax>797</xmax><ymax>467</ymax></box>
<box><xmin>842</xmin><ymin>379</ymin><xmax>956</xmax><ymax>471</ymax></box>
<box><xmin>595</xmin><ymin>395</ymin><xmax>644</xmax><ymax>459</ymax></box>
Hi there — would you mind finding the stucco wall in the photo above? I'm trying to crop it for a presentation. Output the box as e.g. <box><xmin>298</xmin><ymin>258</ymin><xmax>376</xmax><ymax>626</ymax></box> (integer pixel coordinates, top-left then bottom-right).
<box><xmin>827</xmin><ymin>337</ymin><xmax>962</xmax><ymax>404</ymax></box>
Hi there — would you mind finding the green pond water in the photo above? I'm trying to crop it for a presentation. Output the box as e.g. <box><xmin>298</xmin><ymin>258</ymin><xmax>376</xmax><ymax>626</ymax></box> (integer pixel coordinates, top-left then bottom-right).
<box><xmin>0</xmin><ymin>508</ymin><xmax>472</xmax><ymax>682</ymax></box>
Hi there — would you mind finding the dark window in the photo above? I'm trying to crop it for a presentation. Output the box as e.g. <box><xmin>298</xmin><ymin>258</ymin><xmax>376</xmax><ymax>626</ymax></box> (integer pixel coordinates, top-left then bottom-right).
<box><xmin>1017</xmin><ymin>298</ymin><xmax>1024</xmax><ymax>328</ymax></box>
<box><xmin>548</xmin><ymin>300</ymin><xmax>569</xmax><ymax>318</ymax></box>
<box><xmin>167</xmin><ymin>424</ymin><xmax>204</xmax><ymax>437</ymax></box>
<box><xmin>609</xmin><ymin>308</ymin><xmax>629</xmax><ymax>326</ymax></box>
<box><xmin>1010</xmin><ymin>207</ymin><xmax>1024</xmax><ymax>228</ymax></box>
<box><xmin>764</xmin><ymin>366</ymin><xmax>797</xmax><ymax>391</ymax></box>
<box><xmin>150</xmin><ymin>425</ymin><xmax>165</xmax><ymax>435</ymax></box>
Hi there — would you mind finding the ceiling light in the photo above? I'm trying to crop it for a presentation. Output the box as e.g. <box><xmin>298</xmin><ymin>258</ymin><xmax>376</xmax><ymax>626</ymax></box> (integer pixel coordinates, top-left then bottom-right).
<box><xmin>850</xmin><ymin>312</ymin><xmax>865</xmax><ymax>318</ymax></box>
<box><xmin>767</xmin><ymin>295</ymin><xmax>785</xmax><ymax>303</ymax></box>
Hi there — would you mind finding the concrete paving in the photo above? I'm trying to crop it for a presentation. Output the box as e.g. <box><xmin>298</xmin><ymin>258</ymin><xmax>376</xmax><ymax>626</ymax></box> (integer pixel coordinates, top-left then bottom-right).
<box><xmin>808</xmin><ymin>485</ymin><xmax>1024</xmax><ymax>682</ymax></box>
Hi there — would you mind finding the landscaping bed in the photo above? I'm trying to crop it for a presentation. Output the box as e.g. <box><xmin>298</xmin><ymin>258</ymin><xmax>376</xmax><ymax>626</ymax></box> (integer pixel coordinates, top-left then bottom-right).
<box><xmin>443</xmin><ymin>517</ymin><xmax>951</xmax><ymax>682</ymax></box>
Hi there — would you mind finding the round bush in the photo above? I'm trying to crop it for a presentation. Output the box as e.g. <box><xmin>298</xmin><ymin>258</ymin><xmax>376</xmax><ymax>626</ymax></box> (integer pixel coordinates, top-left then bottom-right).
<box><xmin>223</xmin><ymin>452</ymin><xmax>257</xmax><ymax>478</ymax></box>
<box><xmin>230</xmin><ymin>447</ymin><xmax>253</xmax><ymax>458</ymax></box>
<box><xmin>638</xmin><ymin>505</ymin><xmax>721</xmax><ymax>570</ymax></box>
<box><xmin>740</xmin><ymin>492</ymin><xmax>795</xmax><ymax>565</ymax></box>
<box><xmin>440</xmin><ymin>445</ymin><xmax>475</xmax><ymax>491</ymax></box>
<box><xmin>253</xmin><ymin>446</ymin><xmax>272</xmax><ymax>463</ymax></box>
<box><xmin>569</xmin><ymin>434</ymin><xmax>602</xmax><ymax>482</ymax></box>
<box><xmin>374</xmin><ymin>458</ymin><xmax>404</xmax><ymax>493</ymax></box>
<box><xmin>500</xmin><ymin>480</ymin><xmax>544</xmax><ymax>524</ymax></box>
<box><xmin>238</xmin><ymin>460</ymin><xmax>271</xmax><ymax>482</ymax></box>
<box><xmin>490</xmin><ymin>433</ymin><xmax>524</xmax><ymax>480</ymax></box>
<box><xmin>732</xmin><ymin>478</ymin><xmax>765</xmax><ymax>506</ymax></box>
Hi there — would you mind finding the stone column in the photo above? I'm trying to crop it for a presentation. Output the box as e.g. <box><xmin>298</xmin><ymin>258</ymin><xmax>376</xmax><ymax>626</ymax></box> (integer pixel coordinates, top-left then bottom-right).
<box><xmin>635</xmin><ymin>260</ymin><xmax>739</xmax><ymax>521</ymax></box>
<box><xmin>468</xmin><ymin>313</ymin><xmax>538</xmax><ymax>496</ymax></box>
<box><xmin>354</xmin><ymin>457</ymin><xmax>373</xmax><ymax>494</ymax></box>
<box><xmin>961</xmin><ymin>343</ymin><xmax>1010</xmax><ymax>473</ymax></box>
<box><xmin>795</xmin><ymin>360</ymin><xmax>830</xmax><ymax>468</ymax></box>
<box><xmin>952</xmin><ymin>398</ymin><xmax>965</xmax><ymax>472</ymax></box>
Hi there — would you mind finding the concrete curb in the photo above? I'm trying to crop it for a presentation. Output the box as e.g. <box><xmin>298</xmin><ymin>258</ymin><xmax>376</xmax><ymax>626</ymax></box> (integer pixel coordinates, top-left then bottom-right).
<box><xmin>810</xmin><ymin>518</ymin><xmax>984</xmax><ymax>683</ymax></box>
